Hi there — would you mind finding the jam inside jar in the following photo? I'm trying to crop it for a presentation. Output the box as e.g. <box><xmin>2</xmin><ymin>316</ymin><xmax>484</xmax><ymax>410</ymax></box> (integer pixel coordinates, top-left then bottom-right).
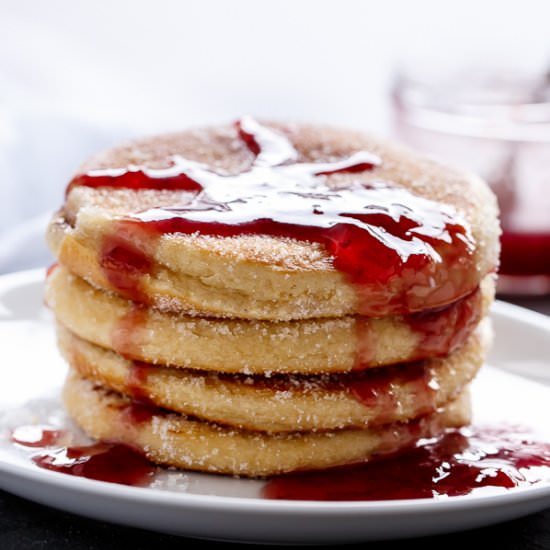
<box><xmin>393</xmin><ymin>66</ymin><xmax>550</xmax><ymax>295</ymax></box>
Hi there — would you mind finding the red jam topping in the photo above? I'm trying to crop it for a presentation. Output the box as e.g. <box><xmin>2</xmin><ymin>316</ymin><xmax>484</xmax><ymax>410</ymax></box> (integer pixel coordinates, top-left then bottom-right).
<box><xmin>70</xmin><ymin>116</ymin><xmax>476</xmax><ymax>315</ymax></box>
<box><xmin>263</xmin><ymin>425</ymin><xmax>550</xmax><ymax>501</ymax></box>
<box><xmin>33</xmin><ymin>442</ymin><xmax>154</xmax><ymax>486</ymax></box>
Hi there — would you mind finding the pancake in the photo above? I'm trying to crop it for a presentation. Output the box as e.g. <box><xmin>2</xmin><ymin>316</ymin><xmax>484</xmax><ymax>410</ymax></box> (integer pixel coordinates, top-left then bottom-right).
<box><xmin>46</xmin><ymin>266</ymin><xmax>494</xmax><ymax>373</ymax></box>
<box><xmin>58</xmin><ymin>322</ymin><xmax>487</xmax><ymax>432</ymax></box>
<box><xmin>63</xmin><ymin>370</ymin><xmax>471</xmax><ymax>476</ymax></box>
<box><xmin>47</xmin><ymin>119</ymin><xmax>499</xmax><ymax>321</ymax></box>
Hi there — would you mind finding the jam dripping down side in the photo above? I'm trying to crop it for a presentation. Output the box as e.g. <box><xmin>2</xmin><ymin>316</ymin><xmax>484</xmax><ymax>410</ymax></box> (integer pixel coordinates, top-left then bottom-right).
<box><xmin>111</xmin><ymin>303</ymin><xmax>148</xmax><ymax>360</ymax></box>
<box><xmin>100</xmin><ymin>195</ymin><xmax>475</xmax><ymax>317</ymax></box>
<box><xmin>113</xmin><ymin>306</ymin><xmax>158</xmax><ymax>411</ymax></box>
<box><xmin>120</xmin><ymin>400</ymin><xmax>161</xmax><ymax>424</ymax></box>
<box><xmin>33</xmin><ymin>442</ymin><xmax>155</xmax><ymax>486</ymax></box>
<box><xmin>354</xmin><ymin>284</ymin><xmax>483</xmax><ymax>370</ymax></box>
<box><xmin>212</xmin><ymin>359</ymin><xmax>438</xmax><ymax>425</ymax></box>
<box><xmin>354</xmin><ymin>317</ymin><xmax>376</xmax><ymax>369</ymax></box>
<box><xmin>126</xmin><ymin>361</ymin><xmax>154</xmax><ymax>406</ymax></box>
<box><xmin>72</xmin><ymin>117</ymin><xmax>476</xmax><ymax>317</ymax></box>
<box><xmin>406</xmin><ymin>285</ymin><xmax>483</xmax><ymax>358</ymax></box>
<box><xmin>100</xmin><ymin>228</ymin><xmax>152</xmax><ymax>304</ymax></box>
<box><xmin>346</xmin><ymin>368</ymin><xmax>398</xmax><ymax>424</ymax></box>
<box><xmin>346</xmin><ymin>361</ymin><xmax>438</xmax><ymax>423</ymax></box>
<box><xmin>263</xmin><ymin>426</ymin><xmax>550</xmax><ymax>501</ymax></box>
<box><xmin>118</xmin><ymin>392</ymin><xmax>167</xmax><ymax>425</ymax></box>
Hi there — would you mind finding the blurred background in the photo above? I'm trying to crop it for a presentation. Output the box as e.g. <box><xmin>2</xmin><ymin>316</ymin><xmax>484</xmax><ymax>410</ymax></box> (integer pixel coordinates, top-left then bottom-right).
<box><xmin>1</xmin><ymin>0</ymin><xmax>550</xmax><ymax>289</ymax></box>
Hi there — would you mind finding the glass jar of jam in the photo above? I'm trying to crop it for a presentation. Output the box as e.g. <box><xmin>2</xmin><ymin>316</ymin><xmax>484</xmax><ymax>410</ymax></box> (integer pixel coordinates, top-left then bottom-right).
<box><xmin>392</xmin><ymin>66</ymin><xmax>550</xmax><ymax>295</ymax></box>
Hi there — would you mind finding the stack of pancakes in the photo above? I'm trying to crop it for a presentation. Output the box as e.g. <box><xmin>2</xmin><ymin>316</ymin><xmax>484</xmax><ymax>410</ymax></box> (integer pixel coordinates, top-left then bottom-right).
<box><xmin>45</xmin><ymin>119</ymin><xmax>499</xmax><ymax>477</ymax></box>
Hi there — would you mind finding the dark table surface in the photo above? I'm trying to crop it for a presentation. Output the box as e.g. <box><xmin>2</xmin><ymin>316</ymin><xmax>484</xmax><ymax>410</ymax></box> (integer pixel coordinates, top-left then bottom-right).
<box><xmin>2</xmin><ymin>491</ymin><xmax>550</xmax><ymax>550</ymax></box>
<box><xmin>2</xmin><ymin>296</ymin><xmax>550</xmax><ymax>550</ymax></box>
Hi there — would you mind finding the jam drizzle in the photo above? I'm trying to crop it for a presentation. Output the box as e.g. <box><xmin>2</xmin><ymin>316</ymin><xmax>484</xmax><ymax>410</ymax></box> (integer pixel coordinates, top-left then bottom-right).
<box><xmin>14</xmin><ymin>423</ymin><xmax>550</xmax><ymax>496</ymax></box>
<box><xmin>70</xmin><ymin>116</ymin><xmax>476</xmax><ymax>316</ymax></box>
<box><xmin>33</xmin><ymin>442</ymin><xmax>155</xmax><ymax>486</ymax></box>
<box><xmin>263</xmin><ymin>425</ymin><xmax>550</xmax><ymax>501</ymax></box>
<box><xmin>11</xmin><ymin>424</ymin><xmax>155</xmax><ymax>486</ymax></box>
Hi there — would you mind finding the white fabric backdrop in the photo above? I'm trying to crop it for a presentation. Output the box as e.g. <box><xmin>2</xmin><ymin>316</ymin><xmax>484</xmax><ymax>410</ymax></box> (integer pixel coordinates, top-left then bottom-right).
<box><xmin>1</xmin><ymin>0</ymin><xmax>549</xmax><ymax>272</ymax></box>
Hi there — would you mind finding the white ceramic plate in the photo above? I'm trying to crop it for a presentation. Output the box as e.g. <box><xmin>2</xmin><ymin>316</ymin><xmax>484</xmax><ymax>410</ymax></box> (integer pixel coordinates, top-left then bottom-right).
<box><xmin>1</xmin><ymin>269</ymin><xmax>550</xmax><ymax>545</ymax></box>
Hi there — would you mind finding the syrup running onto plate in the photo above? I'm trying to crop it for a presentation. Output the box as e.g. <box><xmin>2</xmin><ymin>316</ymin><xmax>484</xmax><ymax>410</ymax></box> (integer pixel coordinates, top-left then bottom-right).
<box><xmin>12</xmin><ymin>424</ymin><xmax>156</xmax><ymax>486</ymax></box>
<box><xmin>12</xmin><ymin>422</ymin><xmax>550</xmax><ymax>497</ymax></box>
<box><xmin>263</xmin><ymin>425</ymin><xmax>550</xmax><ymax>500</ymax></box>
<box><xmin>69</xmin><ymin>116</ymin><xmax>477</xmax><ymax>316</ymax></box>
<box><xmin>33</xmin><ymin>442</ymin><xmax>155</xmax><ymax>486</ymax></box>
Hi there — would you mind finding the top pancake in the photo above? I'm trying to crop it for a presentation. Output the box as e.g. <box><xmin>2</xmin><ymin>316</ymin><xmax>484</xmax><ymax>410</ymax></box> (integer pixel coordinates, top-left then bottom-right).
<box><xmin>47</xmin><ymin>119</ymin><xmax>500</xmax><ymax>320</ymax></box>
